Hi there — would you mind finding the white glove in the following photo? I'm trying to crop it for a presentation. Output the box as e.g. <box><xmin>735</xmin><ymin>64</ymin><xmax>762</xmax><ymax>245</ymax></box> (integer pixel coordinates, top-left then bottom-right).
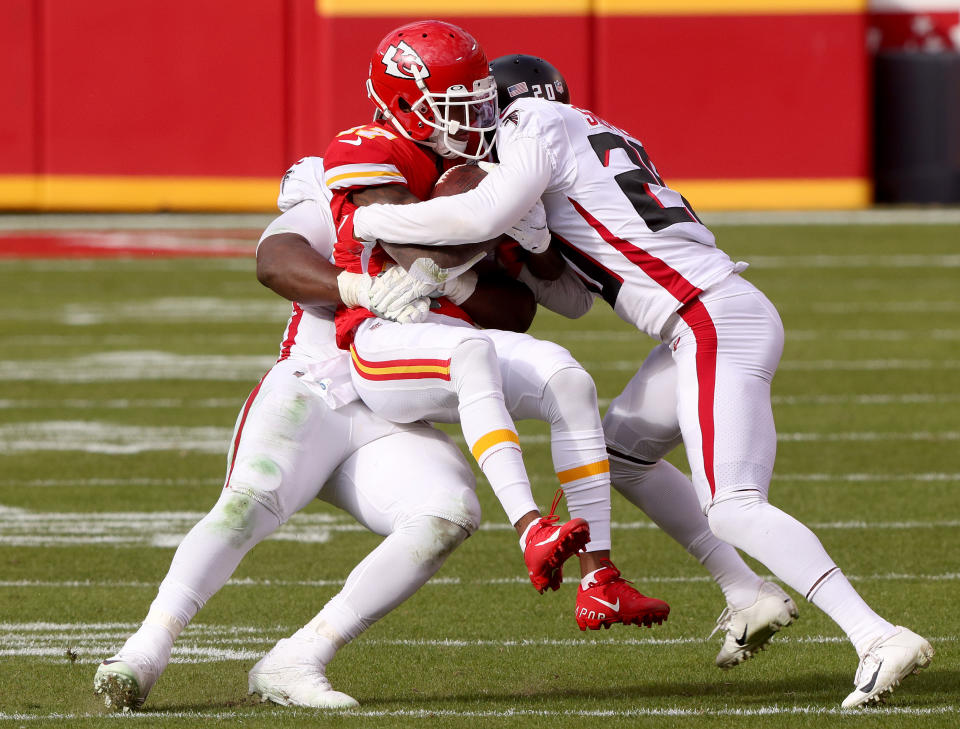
<box><xmin>337</xmin><ymin>267</ymin><xmax>434</xmax><ymax>324</ymax></box>
<box><xmin>337</xmin><ymin>270</ymin><xmax>374</xmax><ymax>310</ymax></box>
<box><xmin>508</xmin><ymin>199</ymin><xmax>550</xmax><ymax>253</ymax></box>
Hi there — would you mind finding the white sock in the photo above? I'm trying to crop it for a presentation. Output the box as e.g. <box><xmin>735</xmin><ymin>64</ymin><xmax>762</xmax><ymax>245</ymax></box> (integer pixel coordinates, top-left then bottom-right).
<box><xmin>552</xmin><ymin>429</ymin><xmax>612</xmax><ymax>551</ymax></box>
<box><xmin>541</xmin><ymin>368</ymin><xmax>612</xmax><ymax>551</ymax></box>
<box><xmin>580</xmin><ymin>568</ymin><xmax>604</xmax><ymax>589</ymax></box>
<box><xmin>808</xmin><ymin>568</ymin><xmax>897</xmax><ymax>657</ymax></box>
<box><xmin>708</xmin><ymin>494</ymin><xmax>893</xmax><ymax>651</ymax></box>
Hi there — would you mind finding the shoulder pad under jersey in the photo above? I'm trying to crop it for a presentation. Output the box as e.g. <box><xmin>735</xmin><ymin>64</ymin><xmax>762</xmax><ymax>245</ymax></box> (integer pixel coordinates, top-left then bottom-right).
<box><xmin>278</xmin><ymin>157</ymin><xmax>329</xmax><ymax>212</ymax></box>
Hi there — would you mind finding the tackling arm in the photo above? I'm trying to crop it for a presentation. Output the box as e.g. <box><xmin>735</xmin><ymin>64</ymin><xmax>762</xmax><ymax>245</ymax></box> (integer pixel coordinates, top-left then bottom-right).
<box><xmin>256</xmin><ymin>233</ymin><xmax>341</xmax><ymax>305</ymax></box>
<box><xmin>353</xmin><ymin>136</ymin><xmax>552</xmax><ymax>246</ymax></box>
<box><xmin>350</xmin><ymin>185</ymin><xmax>493</xmax><ymax>271</ymax></box>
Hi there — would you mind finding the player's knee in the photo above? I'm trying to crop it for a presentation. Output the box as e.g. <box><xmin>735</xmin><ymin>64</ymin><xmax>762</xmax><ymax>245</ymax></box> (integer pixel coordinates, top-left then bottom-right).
<box><xmin>204</xmin><ymin>489</ymin><xmax>279</xmax><ymax>548</ymax></box>
<box><xmin>705</xmin><ymin>491</ymin><xmax>766</xmax><ymax>544</ymax></box>
<box><xmin>419</xmin><ymin>482</ymin><xmax>482</xmax><ymax>537</ymax></box>
<box><xmin>449</xmin><ymin>336</ymin><xmax>499</xmax><ymax>393</ymax></box>
<box><xmin>404</xmin><ymin>515</ymin><xmax>472</xmax><ymax>567</ymax></box>
<box><xmin>225</xmin><ymin>453</ymin><xmax>285</xmax><ymax>520</ymax></box>
<box><xmin>542</xmin><ymin>365</ymin><xmax>598</xmax><ymax>426</ymax></box>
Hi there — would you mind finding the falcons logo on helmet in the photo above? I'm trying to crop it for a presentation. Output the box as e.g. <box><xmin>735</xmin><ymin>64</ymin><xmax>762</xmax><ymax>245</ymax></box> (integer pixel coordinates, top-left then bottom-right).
<box><xmin>382</xmin><ymin>41</ymin><xmax>430</xmax><ymax>80</ymax></box>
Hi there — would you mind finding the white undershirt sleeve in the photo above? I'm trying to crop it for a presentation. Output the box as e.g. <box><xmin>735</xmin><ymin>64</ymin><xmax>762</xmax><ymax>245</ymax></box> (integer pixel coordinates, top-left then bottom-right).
<box><xmin>517</xmin><ymin>265</ymin><xmax>596</xmax><ymax>319</ymax></box>
<box><xmin>353</xmin><ymin>136</ymin><xmax>552</xmax><ymax>246</ymax></box>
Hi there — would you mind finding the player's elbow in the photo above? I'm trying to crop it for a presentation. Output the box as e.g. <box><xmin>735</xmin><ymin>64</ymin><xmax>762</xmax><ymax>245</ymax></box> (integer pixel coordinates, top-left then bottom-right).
<box><xmin>255</xmin><ymin>255</ymin><xmax>282</xmax><ymax>292</ymax></box>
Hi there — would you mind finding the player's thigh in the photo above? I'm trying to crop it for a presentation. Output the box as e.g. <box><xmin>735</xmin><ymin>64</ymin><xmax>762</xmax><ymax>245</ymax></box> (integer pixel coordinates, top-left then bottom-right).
<box><xmin>350</xmin><ymin>315</ymin><xmax>488</xmax><ymax>423</ymax></box>
<box><xmin>321</xmin><ymin>426</ymin><xmax>480</xmax><ymax>536</ymax></box>
<box><xmin>225</xmin><ymin>359</ymin><xmax>375</xmax><ymax>523</ymax></box>
<box><xmin>485</xmin><ymin>329</ymin><xmax>583</xmax><ymax>420</ymax></box>
<box><xmin>671</xmin><ymin>282</ymin><xmax>784</xmax><ymax>502</ymax></box>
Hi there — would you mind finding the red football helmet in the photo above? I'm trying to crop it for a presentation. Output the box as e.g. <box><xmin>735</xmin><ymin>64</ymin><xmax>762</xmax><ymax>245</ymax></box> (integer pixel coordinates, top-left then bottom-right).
<box><xmin>367</xmin><ymin>20</ymin><xmax>498</xmax><ymax>161</ymax></box>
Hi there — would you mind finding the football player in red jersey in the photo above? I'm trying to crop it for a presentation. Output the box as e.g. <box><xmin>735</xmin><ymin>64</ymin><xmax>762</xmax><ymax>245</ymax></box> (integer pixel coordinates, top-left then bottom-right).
<box><xmin>328</xmin><ymin>22</ymin><xmax>671</xmax><ymax>630</ymax></box>
<box><xmin>351</xmin><ymin>54</ymin><xmax>934</xmax><ymax>708</ymax></box>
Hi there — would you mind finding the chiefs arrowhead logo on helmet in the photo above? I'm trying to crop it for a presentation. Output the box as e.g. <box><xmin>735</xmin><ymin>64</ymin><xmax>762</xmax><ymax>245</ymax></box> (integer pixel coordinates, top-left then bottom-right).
<box><xmin>382</xmin><ymin>41</ymin><xmax>431</xmax><ymax>80</ymax></box>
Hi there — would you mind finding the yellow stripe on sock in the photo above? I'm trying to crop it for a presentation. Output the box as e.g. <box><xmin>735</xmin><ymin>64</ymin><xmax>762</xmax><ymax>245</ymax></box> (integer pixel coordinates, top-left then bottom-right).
<box><xmin>470</xmin><ymin>429</ymin><xmax>520</xmax><ymax>461</ymax></box>
<box><xmin>557</xmin><ymin>459</ymin><xmax>610</xmax><ymax>484</ymax></box>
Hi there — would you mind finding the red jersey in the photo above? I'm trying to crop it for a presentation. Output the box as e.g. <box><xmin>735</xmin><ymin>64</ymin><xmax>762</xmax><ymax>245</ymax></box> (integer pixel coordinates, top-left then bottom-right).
<box><xmin>324</xmin><ymin>122</ymin><xmax>470</xmax><ymax>348</ymax></box>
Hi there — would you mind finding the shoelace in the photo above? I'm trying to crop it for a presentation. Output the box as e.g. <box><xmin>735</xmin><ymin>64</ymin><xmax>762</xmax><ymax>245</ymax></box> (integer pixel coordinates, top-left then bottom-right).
<box><xmin>708</xmin><ymin>607</ymin><xmax>732</xmax><ymax>639</ymax></box>
<box><xmin>538</xmin><ymin>487</ymin><xmax>566</xmax><ymax>527</ymax></box>
<box><xmin>854</xmin><ymin>649</ymin><xmax>882</xmax><ymax>685</ymax></box>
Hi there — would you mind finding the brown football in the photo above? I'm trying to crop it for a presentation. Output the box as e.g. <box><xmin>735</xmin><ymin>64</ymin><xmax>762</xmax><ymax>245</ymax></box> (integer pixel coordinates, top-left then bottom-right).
<box><xmin>376</xmin><ymin>162</ymin><xmax>505</xmax><ymax>272</ymax></box>
<box><xmin>430</xmin><ymin>163</ymin><xmax>488</xmax><ymax>198</ymax></box>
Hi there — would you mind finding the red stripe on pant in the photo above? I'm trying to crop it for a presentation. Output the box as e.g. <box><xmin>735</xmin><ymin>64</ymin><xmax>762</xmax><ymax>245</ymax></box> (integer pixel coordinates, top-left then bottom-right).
<box><xmin>677</xmin><ymin>297</ymin><xmax>718</xmax><ymax>497</ymax></box>
<box><xmin>224</xmin><ymin>371</ymin><xmax>269</xmax><ymax>488</ymax></box>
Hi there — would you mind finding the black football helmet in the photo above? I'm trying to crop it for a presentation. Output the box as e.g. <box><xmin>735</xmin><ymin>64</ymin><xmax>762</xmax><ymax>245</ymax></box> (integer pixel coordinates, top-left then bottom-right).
<box><xmin>489</xmin><ymin>54</ymin><xmax>570</xmax><ymax>111</ymax></box>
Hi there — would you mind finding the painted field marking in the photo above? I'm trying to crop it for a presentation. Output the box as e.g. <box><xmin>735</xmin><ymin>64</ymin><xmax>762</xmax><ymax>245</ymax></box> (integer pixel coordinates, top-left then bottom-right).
<box><xmin>2</xmin><ymin>392</ymin><xmax>955</xmax><ymax>412</ymax></box>
<box><xmin>2</xmin><ymin>420</ymin><xmax>960</xmax><ymax>455</ymax></box>
<box><xmin>0</xmin><ymin>507</ymin><xmax>956</xmax><ymax>547</ymax></box>
<box><xmin>1</xmin><ymin>705</ymin><xmax>957</xmax><ymax>720</ymax></box>
<box><xmin>2</xmin><ymin>351</ymin><xmax>958</xmax><ymax>383</ymax></box>
<box><xmin>3</xmin><ymin>571</ymin><xmax>959</xmax><ymax>591</ymax></box>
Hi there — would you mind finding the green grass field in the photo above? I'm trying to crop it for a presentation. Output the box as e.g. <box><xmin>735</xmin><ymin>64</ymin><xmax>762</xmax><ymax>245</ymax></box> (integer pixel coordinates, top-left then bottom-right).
<box><xmin>1</xmin><ymin>220</ymin><xmax>958</xmax><ymax>727</ymax></box>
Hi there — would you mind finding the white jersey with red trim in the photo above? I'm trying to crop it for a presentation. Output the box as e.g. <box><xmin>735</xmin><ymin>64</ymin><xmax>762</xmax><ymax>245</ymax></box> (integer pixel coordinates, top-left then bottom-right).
<box><xmin>258</xmin><ymin>156</ymin><xmax>342</xmax><ymax>364</ymax></box>
<box><xmin>353</xmin><ymin>98</ymin><xmax>740</xmax><ymax>341</ymax></box>
<box><xmin>501</xmin><ymin>99</ymin><xmax>736</xmax><ymax>339</ymax></box>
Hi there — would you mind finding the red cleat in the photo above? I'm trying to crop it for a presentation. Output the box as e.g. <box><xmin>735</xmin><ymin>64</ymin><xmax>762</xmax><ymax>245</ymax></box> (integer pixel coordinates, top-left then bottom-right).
<box><xmin>576</xmin><ymin>560</ymin><xmax>670</xmax><ymax>630</ymax></box>
<box><xmin>524</xmin><ymin>490</ymin><xmax>590</xmax><ymax>593</ymax></box>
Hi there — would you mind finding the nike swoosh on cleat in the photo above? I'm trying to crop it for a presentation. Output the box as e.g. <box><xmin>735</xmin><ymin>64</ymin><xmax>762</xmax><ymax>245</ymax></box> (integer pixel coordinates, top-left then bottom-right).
<box><xmin>858</xmin><ymin>661</ymin><xmax>883</xmax><ymax>694</ymax></box>
<box><xmin>101</xmin><ymin>659</ymin><xmax>122</xmax><ymax>665</ymax></box>
<box><xmin>533</xmin><ymin>530</ymin><xmax>561</xmax><ymax>547</ymax></box>
<box><xmin>589</xmin><ymin>596</ymin><xmax>620</xmax><ymax>611</ymax></box>
<box><xmin>734</xmin><ymin>625</ymin><xmax>749</xmax><ymax>646</ymax></box>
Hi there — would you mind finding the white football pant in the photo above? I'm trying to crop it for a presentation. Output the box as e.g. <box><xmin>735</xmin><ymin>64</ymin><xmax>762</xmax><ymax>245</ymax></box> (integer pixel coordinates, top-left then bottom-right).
<box><xmin>605</xmin><ymin>273</ymin><xmax>895</xmax><ymax>651</ymax></box>
<box><xmin>115</xmin><ymin>357</ymin><xmax>480</xmax><ymax>676</ymax></box>
<box><xmin>351</xmin><ymin>313</ymin><xmax>612</xmax><ymax>550</ymax></box>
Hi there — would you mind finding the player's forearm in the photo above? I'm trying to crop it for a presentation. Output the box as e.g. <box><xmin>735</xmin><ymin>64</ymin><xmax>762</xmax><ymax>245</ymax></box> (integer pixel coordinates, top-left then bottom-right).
<box><xmin>354</xmin><ymin>141</ymin><xmax>551</xmax><ymax>246</ymax></box>
<box><xmin>518</xmin><ymin>265</ymin><xmax>595</xmax><ymax>319</ymax></box>
<box><xmin>256</xmin><ymin>234</ymin><xmax>341</xmax><ymax>305</ymax></box>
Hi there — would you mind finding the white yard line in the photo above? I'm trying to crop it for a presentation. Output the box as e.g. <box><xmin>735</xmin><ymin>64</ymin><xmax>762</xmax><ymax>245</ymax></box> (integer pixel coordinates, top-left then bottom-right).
<box><xmin>2</xmin><ymin>572</ymin><xmax>959</xmax><ymax>590</ymax></box>
<box><xmin>0</xmin><ymin>506</ymin><xmax>957</xmax><ymax>550</ymax></box>
<box><xmin>2</xmin><ymin>393</ymin><xmax>955</xmax><ymax>411</ymax></box>
<box><xmin>0</xmin><ymin>352</ymin><xmax>275</xmax><ymax>383</ymax></box>
<box><xmin>745</xmin><ymin>254</ymin><xmax>960</xmax><ymax>268</ymax></box>
<box><xmin>2</xmin><ymin>421</ymin><xmax>960</xmax><ymax>455</ymax></box>
<box><xmin>0</xmin><ymin>398</ymin><xmax>238</xmax><ymax>410</ymax></box>
<box><xmin>1</xmin><ymin>351</ymin><xmax>958</xmax><ymax>383</ymax></box>
<box><xmin>1</xmin><ymin>705</ymin><xmax>957</xmax><ymax>720</ymax></box>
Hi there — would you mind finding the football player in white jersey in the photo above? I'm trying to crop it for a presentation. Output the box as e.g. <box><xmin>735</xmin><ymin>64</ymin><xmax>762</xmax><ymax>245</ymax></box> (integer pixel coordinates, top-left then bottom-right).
<box><xmin>93</xmin><ymin>158</ymin><xmax>483</xmax><ymax>712</ymax></box>
<box><xmin>350</xmin><ymin>54</ymin><xmax>934</xmax><ymax>708</ymax></box>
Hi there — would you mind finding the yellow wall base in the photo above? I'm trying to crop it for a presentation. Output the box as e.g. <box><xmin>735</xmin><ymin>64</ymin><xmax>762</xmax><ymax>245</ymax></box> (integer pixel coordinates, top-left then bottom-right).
<box><xmin>0</xmin><ymin>175</ymin><xmax>871</xmax><ymax>213</ymax></box>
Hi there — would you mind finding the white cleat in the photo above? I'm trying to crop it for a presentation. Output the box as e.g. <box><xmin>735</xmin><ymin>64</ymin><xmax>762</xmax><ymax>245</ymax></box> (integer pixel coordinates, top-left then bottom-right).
<box><xmin>711</xmin><ymin>581</ymin><xmax>799</xmax><ymax>669</ymax></box>
<box><xmin>93</xmin><ymin>653</ymin><xmax>159</xmax><ymax>711</ymax></box>
<box><xmin>841</xmin><ymin>627</ymin><xmax>934</xmax><ymax>709</ymax></box>
<box><xmin>248</xmin><ymin>638</ymin><xmax>359</xmax><ymax>709</ymax></box>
